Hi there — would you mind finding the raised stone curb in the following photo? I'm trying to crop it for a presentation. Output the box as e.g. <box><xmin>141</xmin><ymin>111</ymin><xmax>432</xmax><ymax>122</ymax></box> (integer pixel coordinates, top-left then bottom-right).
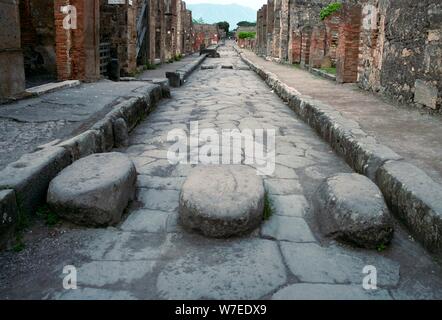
<box><xmin>236</xmin><ymin>46</ymin><xmax>442</xmax><ymax>255</ymax></box>
<box><xmin>166</xmin><ymin>54</ymin><xmax>208</xmax><ymax>87</ymax></box>
<box><xmin>25</xmin><ymin>80</ymin><xmax>81</xmax><ymax>96</ymax></box>
<box><xmin>310</xmin><ymin>68</ymin><xmax>337</xmax><ymax>82</ymax></box>
<box><xmin>376</xmin><ymin>161</ymin><xmax>442</xmax><ymax>252</ymax></box>
<box><xmin>0</xmin><ymin>83</ymin><xmax>167</xmax><ymax>248</ymax></box>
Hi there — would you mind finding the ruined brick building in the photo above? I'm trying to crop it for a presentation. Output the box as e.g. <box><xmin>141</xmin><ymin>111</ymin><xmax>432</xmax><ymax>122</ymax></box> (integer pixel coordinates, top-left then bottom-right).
<box><xmin>256</xmin><ymin>0</ymin><xmax>442</xmax><ymax>110</ymax></box>
<box><xmin>0</xmin><ymin>0</ymin><xmax>203</xmax><ymax>100</ymax></box>
<box><xmin>193</xmin><ymin>23</ymin><xmax>222</xmax><ymax>51</ymax></box>
<box><xmin>236</xmin><ymin>26</ymin><xmax>257</xmax><ymax>50</ymax></box>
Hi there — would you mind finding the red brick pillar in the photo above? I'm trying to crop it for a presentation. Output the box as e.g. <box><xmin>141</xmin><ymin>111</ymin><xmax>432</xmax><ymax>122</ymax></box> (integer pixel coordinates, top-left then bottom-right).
<box><xmin>336</xmin><ymin>5</ymin><xmax>362</xmax><ymax>83</ymax></box>
<box><xmin>54</xmin><ymin>0</ymin><xmax>100</xmax><ymax>81</ymax></box>
<box><xmin>300</xmin><ymin>26</ymin><xmax>312</xmax><ymax>67</ymax></box>
<box><xmin>309</xmin><ymin>25</ymin><xmax>326</xmax><ymax>68</ymax></box>
<box><xmin>290</xmin><ymin>31</ymin><xmax>302</xmax><ymax>64</ymax></box>
<box><xmin>54</xmin><ymin>0</ymin><xmax>71</xmax><ymax>80</ymax></box>
<box><xmin>324</xmin><ymin>14</ymin><xmax>340</xmax><ymax>65</ymax></box>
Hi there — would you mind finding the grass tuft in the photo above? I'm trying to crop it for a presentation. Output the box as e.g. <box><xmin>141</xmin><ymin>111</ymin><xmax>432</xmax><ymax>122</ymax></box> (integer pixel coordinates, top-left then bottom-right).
<box><xmin>320</xmin><ymin>67</ymin><xmax>337</xmax><ymax>75</ymax></box>
<box><xmin>36</xmin><ymin>205</ymin><xmax>59</xmax><ymax>227</ymax></box>
<box><xmin>263</xmin><ymin>192</ymin><xmax>274</xmax><ymax>221</ymax></box>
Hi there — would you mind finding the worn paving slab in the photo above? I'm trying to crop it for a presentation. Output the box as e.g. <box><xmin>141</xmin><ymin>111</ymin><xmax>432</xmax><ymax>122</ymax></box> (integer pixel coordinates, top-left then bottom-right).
<box><xmin>1</xmin><ymin>43</ymin><xmax>442</xmax><ymax>300</ymax></box>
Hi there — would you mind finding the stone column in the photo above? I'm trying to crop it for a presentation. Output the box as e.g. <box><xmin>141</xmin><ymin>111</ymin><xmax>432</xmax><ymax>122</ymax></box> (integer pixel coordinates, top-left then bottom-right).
<box><xmin>272</xmin><ymin>0</ymin><xmax>281</xmax><ymax>59</ymax></box>
<box><xmin>126</xmin><ymin>1</ymin><xmax>137</xmax><ymax>74</ymax></box>
<box><xmin>262</xmin><ymin>5</ymin><xmax>267</xmax><ymax>56</ymax></box>
<box><xmin>256</xmin><ymin>8</ymin><xmax>262</xmax><ymax>54</ymax></box>
<box><xmin>176</xmin><ymin>0</ymin><xmax>183</xmax><ymax>55</ymax></box>
<box><xmin>279</xmin><ymin>0</ymin><xmax>289</xmax><ymax>61</ymax></box>
<box><xmin>0</xmin><ymin>0</ymin><xmax>25</xmax><ymax>100</ymax></box>
<box><xmin>266</xmin><ymin>0</ymin><xmax>274</xmax><ymax>57</ymax></box>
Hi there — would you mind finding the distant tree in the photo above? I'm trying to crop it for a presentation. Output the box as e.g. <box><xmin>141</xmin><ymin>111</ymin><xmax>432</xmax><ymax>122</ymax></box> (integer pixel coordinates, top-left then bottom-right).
<box><xmin>216</xmin><ymin>21</ymin><xmax>230</xmax><ymax>34</ymax></box>
<box><xmin>237</xmin><ymin>21</ymin><xmax>256</xmax><ymax>27</ymax></box>
<box><xmin>238</xmin><ymin>31</ymin><xmax>256</xmax><ymax>39</ymax></box>
<box><xmin>193</xmin><ymin>17</ymin><xmax>206</xmax><ymax>24</ymax></box>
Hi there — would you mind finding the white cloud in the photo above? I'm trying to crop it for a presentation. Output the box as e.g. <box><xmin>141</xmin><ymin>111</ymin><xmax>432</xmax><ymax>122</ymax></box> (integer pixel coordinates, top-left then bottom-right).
<box><xmin>185</xmin><ymin>0</ymin><xmax>266</xmax><ymax>10</ymax></box>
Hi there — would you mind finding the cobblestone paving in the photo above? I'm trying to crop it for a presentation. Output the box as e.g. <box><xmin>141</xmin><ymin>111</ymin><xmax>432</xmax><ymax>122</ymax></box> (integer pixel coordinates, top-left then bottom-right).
<box><xmin>0</xmin><ymin>119</ymin><xmax>68</xmax><ymax>170</ymax></box>
<box><xmin>1</xmin><ymin>43</ymin><xmax>442</xmax><ymax>300</ymax></box>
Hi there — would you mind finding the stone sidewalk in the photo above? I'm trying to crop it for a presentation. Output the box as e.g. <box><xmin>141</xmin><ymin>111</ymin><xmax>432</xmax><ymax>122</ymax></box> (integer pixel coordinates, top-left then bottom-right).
<box><xmin>242</xmin><ymin>50</ymin><xmax>442</xmax><ymax>186</ymax></box>
<box><xmin>1</xmin><ymin>43</ymin><xmax>442</xmax><ymax>300</ymax></box>
<box><xmin>0</xmin><ymin>55</ymin><xmax>199</xmax><ymax>171</ymax></box>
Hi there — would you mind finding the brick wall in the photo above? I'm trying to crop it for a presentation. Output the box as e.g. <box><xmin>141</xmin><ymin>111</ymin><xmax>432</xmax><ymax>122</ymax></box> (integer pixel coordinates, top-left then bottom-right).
<box><xmin>336</xmin><ymin>4</ymin><xmax>362</xmax><ymax>83</ymax></box>
<box><xmin>0</xmin><ymin>0</ymin><xmax>25</xmax><ymax>99</ymax></box>
<box><xmin>193</xmin><ymin>24</ymin><xmax>220</xmax><ymax>51</ymax></box>
<box><xmin>290</xmin><ymin>31</ymin><xmax>301</xmax><ymax>64</ymax></box>
<box><xmin>272</xmin><ymin>0</ymin><xmax>281</xmax><ymax>59</ymax></box>
<box><xmin>164</xmin><ymin>0</ymin><xmax>178</xmax><ymax>61</ymax></box>
<box><xmin>266</xmin><ymin>0</ymin><xmax>274</xmax><ymax>57</ymax></box>
<box><xmin>324</xmin><ymin>14</ymin><xmax>340</xmax><ymax>65</ymax></box>
<box><xmin>182</xmin><ymin>5</ymin><xmax>194</xmax><ymax>55</ymax></box>
<box><xmin>253</xmin><ymin>0</ymin><xmax>441</xmax><ymax>111</ymax></box>
<box><xmin>309</xmin><ymin>25</ymin><xmax>326</xmax><ymax>68</ymax></box>
<box><xmin>19</xmin><ymin>0</ymin><xmax>56</xmax><ymax>76</ymax></box>
<box><xmin>300</xmin><ymin>26</ymin><xmax>312</xmax><ymax>67</ymax></box>
<box><xmin>54</xmin><ymin>0</ymin><xmax>100</xmax><ymax>81</ymax></box>
<box><xmin>358</xmin><ymin>0</ymin><xmax>442</xmax><ymax>110</ymax></box>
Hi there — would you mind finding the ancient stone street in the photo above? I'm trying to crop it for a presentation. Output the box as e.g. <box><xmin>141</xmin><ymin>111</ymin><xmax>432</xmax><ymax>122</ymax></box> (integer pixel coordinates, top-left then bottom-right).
<box><xmin>1</xmin><ymin>43</ymin><xmax>442</xmax><ymax>300</ymax></box>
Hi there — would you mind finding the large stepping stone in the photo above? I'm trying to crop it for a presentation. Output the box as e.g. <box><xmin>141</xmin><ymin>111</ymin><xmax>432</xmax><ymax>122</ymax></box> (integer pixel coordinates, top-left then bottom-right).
<box><xmin>179</xmin><ymin>165</ymin><xmax>265</xmax><ymax>238</ymax></box>
<box><xmin>47</xmin><ymin>152</ymin><xmax>137</xmax><ymax>227</ymax></box>
<box><xmin>312</xmin><ymin>173</ymin><xmax>393</xmax><ymax>249</ymax></box>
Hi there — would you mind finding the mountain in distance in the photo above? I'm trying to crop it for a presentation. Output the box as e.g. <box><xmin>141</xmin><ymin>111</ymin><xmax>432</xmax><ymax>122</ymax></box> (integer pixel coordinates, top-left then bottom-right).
<box><xmin>187</xmin><ymin>3</ymin><xmax>256</xmax><ymax>29</ymax></box>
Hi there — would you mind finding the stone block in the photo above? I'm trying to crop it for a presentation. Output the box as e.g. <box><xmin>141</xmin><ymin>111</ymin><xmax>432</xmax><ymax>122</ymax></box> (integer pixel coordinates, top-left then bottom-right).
<box><xmin>0</xmin><ymin>189</ymin><xmax>18</xmax><ymax>250</ymax></box>
<box><xmin>0</xmin><ymin>51</ymin><xmax>25</xmax><ymax>99</ymax></box>
<box><xmin>376</xmin><ymin>161</ymin><xmax>442</xmax><ymax>253</ymax></box>
<box><xmin>0</xmin><ymin>146</ymin><xmax>71</xmax><ymax>216</ymax></box>
<box><xmin>113</xmin><ymin>118</ymin><xmax>129</xmax><ymax>148</ymax></box>
<box><xmin>179</xmin><ymin>165</ymin><xmax>265</xmax><ymax>238</ymax></box>
<box><xmin>313</xmin><ymin>173</ymin><xmax>393</xmax><ymax>249</ymax></box>
<box><xmin>91</xmin><ymin>117</ymin><xmax>114</xmax><ymax>152</ymax></box>
<box><xmin>414</xmin><ymin>79</ymin><xmax>439</xmax><ymax>109</ymax></box>
<box><xmin>57</xmin><ymin>130</ymin><xmax>99</xmax><ymax>161</ymax></box>
<box><xmin>47</xmin><ymin>153</ymin><xmax>137</xmax><ymax>227</ymax></box>
<box><xmin>166</xmin><ymin>72</ymin><xmax>182</xmax><ymax>87</ymax></box>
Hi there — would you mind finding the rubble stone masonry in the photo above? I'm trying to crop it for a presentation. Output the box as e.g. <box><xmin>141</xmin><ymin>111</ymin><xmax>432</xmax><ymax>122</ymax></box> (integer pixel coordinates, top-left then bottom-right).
<box><xmin>0</xmin><ymin>0</ymin><xmax>198</xmax><ymax>100</ymax></box>
<box><xmin>0</xmin><ymin>0</ymin><xmax>25</xmax><ymax>100</ymax></box>
<box><xmin>255</xmin><ymin>0</ymin><xmax>442</xmax><ymax>111</ymax></box>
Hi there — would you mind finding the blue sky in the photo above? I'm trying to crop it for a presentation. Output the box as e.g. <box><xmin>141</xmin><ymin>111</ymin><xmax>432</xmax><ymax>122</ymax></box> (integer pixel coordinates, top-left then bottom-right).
<box><xmin>185</xmin><ymin>0</ymin><xmax>266</xmax><ymax>10</ymax></box>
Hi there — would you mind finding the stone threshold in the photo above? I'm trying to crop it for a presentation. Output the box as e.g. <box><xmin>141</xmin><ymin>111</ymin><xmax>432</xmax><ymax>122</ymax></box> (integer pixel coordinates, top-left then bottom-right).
<box><xmin>25</xmin><ymin>80</ymin><xmax>81</xmax><ymax>97</ymax></box>
<box><xmin>235</xmin><ymin>46</ymin><xmax>442</xmax><ymax>257</ymax></box>
<box><xmin>0</xmin><ymin>83</ymin><xmax>168</xmax><ymax>250</ymax></box>
<box><xmin>258</xmin><ymin>54</ymin><xmax>337</xmax><ymax>82</ymax></box>
<box><xmin>310</xmin><ymin>67</ymin><xmax>337</xmax><ymax>82</ymax></box>
<box><xmin>166</xmin><ymin>53</ymin><xmax>209</xmax><ymax>87</ymax></box>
